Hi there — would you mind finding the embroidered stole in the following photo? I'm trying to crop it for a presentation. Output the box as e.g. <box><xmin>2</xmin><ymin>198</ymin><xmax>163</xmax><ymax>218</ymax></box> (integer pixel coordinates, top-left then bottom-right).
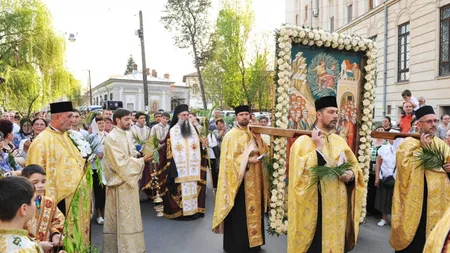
<box><xmin>26</xmin><ymin>196</ymin><xmax>57</xmax><ymax>242</ymax></box>
<box><xmin>170</xmin><ymin>124</ymin><xmax>201</xmax><ymax>216</ymax></box>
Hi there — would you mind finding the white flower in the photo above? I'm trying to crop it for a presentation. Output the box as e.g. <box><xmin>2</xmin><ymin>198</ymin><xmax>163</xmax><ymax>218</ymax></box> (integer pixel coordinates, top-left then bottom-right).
<box><xmin>338</xmin><ymin>45</ymin><xmax>345</xmax><ymax>50</ymax></box>
<box><xmin>362</xmin><ymin>116</ymin><xmax>368</xmax><ymax>121</ymax></box>
<box><xmin>299</xmin><ymin>30</ymin><xmax>306</xmax><ymax>38</ymax></box>
<box><xmin>358</xmin><ymin>156</ymin><xmax>366</xmax><ymax>162</ymax></box>
<box><xmin>345</xmin><ymin>44</ymin><xmax>352</xmax><ymax>50</ymax></box>
<box><xmin>302</xmin><ymin>39</ymin><xmax>309</xmax><ymax>45</ymax></box>
<box><xmin>308</xmin><ymin>40</ymin><xmax>315</xmax><ymax>46</ymax></box>
<box><xmin>361</xmin><ymin>125</ymin><xmax>368</xmax><ymax>131</ymax></box>
<box><xmin>360</xmin><ymin>144</ymin><xmax>367</xmax><ymax>150</ymax></box>
<box><xmin>363</xmin><ymin>108</ymin><xmax>370</xmax><ymax>114</ymax></box>
<box><xmin>314</xmin><ymin>34</ymin><xmax>320</xmax><ymax>41</ymax></box>
<box><xmin>308</xmin><ymin>31</ymin><xmax>314</xmax><ymax>39</ymax></box>
<box><xmin>360</xmin><ymin>137</ymin><xmax>367</xmax><ymax>143</ymax></box>
<box><xmin>316</xmin><ymin>41</ymin><xmax>323</xmax><ymax>47</ymax></box>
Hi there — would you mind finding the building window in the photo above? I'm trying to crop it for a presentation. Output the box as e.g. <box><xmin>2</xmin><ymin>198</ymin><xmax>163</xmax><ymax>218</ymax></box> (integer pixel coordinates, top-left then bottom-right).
<box><xmin>330</xmin><ymin>16</ymin><xmax>334</xmax><ymax>32</ymax></box>
<box><xmin>370</xmin><ymin>0</ymin><xmax>381</xmax><ymax>9</ymax></box>
<box><xmin>398</xmin><ymin>22</ymin><xmax>410</xmax><ymax>82</ymax></box>
<box><xmin>110</xmin><ymin>93</ymin><xmax>113</xmax><ymax>100</ymax></box>
<box><xmin>440</xmin><ymin>4</ymin><xmax>450</xmax><ymax>76</ymax></box>
<box><xmin>347</xmin><ymin>4</ymin><xmax>353</xmax><ymax>23</ymax></box>
<box><xmin>387</xmin><ymin>105</ymin><xmax>392</xmax><ymax>115</ymax></box>
<box><xmin>305</xmin><ymin>5</ymin><xmax>308</xmax><ymax>22</ymax></box>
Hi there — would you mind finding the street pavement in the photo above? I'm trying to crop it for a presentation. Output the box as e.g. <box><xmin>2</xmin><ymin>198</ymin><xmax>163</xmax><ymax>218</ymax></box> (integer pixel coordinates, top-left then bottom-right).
<box><xmin>91</xmin><ymin>183</ymin><xmax>394</xmax><ymax>253</ymax></box>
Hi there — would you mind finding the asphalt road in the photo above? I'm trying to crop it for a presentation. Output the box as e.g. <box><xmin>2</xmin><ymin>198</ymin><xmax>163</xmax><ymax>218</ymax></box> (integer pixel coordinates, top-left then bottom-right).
<box><xmin>91</xmin><ymin>185</ymin><xmax>394</xmax><ymax>253</ymax></box>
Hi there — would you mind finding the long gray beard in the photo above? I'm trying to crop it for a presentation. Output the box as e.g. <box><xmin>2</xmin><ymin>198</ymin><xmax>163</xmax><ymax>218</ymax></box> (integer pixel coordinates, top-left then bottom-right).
<box><xmin>178</xmin><ymin>119</ymin><xmax>192</xmax><ymax>138</ymax></box>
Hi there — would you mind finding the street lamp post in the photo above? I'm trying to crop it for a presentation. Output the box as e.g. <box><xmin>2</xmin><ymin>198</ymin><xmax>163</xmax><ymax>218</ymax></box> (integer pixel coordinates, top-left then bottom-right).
<box><xmin>87</xmin><ymin>69</ymin><xmax>92</xmax><ymax>105</ymax></box>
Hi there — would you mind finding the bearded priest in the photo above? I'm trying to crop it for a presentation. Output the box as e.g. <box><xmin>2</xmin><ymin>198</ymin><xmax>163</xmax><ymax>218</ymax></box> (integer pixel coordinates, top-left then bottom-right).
<box><xmin>287</xmin><ymin>96</ymin><xmax>365</xmax><ymax>253</ymax></box>
<box><xmin>159</xmin><ymin>104</ymin><xmax>207</xmax><ymax>220</ymax></box>
<box><xmin>212</xmin><ymin>105</ymin><xmax>269</xmax><ymax>253</ymax></box>
<box><xmin>390</xmin><ymin>106</ymin><xmax>450</xmax><ymax>253</ymax></box>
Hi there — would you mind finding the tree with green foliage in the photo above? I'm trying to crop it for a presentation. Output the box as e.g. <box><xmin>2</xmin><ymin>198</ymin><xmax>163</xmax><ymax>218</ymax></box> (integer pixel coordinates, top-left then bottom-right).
<box><xmin>0</xmin><ymin>0</ymin><xmax>80</xmax><ymax>116</ymax></box>
<box><xmin>161</xmin><ymin>0</ymin><xmax>213</xmax><ymax>110</ymax></box>
<box><xmin>124</xmin><ymin>54</ymin><xmax>136</xmax><ymax>75</ymax></box>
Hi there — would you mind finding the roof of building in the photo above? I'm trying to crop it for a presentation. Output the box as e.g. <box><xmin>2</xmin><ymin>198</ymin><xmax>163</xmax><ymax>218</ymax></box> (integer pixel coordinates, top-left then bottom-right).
<box><xmin>93</xmin><ymin>71</ymin><xmax>174</xmax><ymax>90</ymax></box>
<box><xmin>182</xmin><ymin>72</ymin><xmax>198</xmax><ymax>82</ymax></box>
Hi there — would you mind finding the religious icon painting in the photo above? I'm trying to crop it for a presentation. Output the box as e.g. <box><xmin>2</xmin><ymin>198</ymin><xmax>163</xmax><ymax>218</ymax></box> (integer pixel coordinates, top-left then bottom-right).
<box><xmin>288</xmin><ymin>44</ymin><xmax>365</xmax><ymax>152</ymax></box>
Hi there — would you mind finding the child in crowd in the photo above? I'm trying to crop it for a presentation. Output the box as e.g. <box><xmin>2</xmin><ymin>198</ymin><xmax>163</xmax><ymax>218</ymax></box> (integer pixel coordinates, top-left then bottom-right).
<box><xmin>401</xmin><ymin>89</ymin><xmax>419</xmax><ymax>112</ymax></box>
<box><xmin>22</xmin><ymin>164</ymin><xmax>65</xmax><ymax>253</ymax></box>
<box><xmin>0</xmin><ymin>176</ymin><xmax>43</xmax><ymax>252</ymax></box>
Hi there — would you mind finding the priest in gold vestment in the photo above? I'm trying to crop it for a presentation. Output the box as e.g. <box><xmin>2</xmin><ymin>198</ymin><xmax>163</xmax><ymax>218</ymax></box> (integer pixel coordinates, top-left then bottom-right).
<box><xmin>390</xmin><ymin>106</ymin><xmax>450</xmax><ymax>253</ymax></box>
<box><xmin>102</xmin><ymin>109</ymin><xmax>153</xmax><ymax>253</ymax></box>
<box><xmin>160</xmin><ymin>104</ymin><xmax>207</xmax><ymax>220</ymax></box>
<box><xmin>26</xmin><ymin>101</ymin><xmax>91</xmax><ymax>245</ymax></box>
<box><xmin>212</xmin><ymin>105</ymin><xmax>269</xmax><ymax>253</ymax></box>
<box><xmin>288</xmin><ymin>96</ymin><xmax>365</xmax><ymax>253</ymax></box>
<box><xmin>423</xmin><ymin>207</ymin><xmax>450</xmax><ymax>253</ymax></box>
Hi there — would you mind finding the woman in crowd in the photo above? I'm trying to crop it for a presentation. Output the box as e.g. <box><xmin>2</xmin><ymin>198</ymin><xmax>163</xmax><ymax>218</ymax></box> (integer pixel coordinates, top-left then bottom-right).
<box><xmin>0</xmin><ymin>119</ymin><xmax>25</xmax><ymax>168</ymax></box>
<box><xmin>382</xmin><ymin>116</ymin><xmax>392</xmax><ymax>132</ymax></box>
<box><xmin>88</xmin><ymin>115</ymin><xmax>107</xmax><ymax>225</ymax></box>
<box><xmin>18</xmin><ymin>118</ymin><xmax>48</xmax><ymax>159</ymax></box>
<box><xmin>13</xmin><ymin>119</ymin><xmax>32</xmax><ymax>147</ymax></box>
<box><xmin>0</xmin><ymin>132</ymin><xmax>22</xmax><ymax>176</ymax></box>
<box><xmin>367</xmin><ymin>126</ymin><xmax>386</xmax><ymax>218</ymax></box>
<box><xmin>445</xmin><ymin>129</ymin><xmax>450</xmax><ymax>146</ymax></box>
<box><xmin>213</xmin><ymin>119</ymin><xmax>227</xmax><ymax>149</ymax></box>
<box><xmin>374</xmin><ymin>129</ymin><xmax>400</xmax><ymax>227</ymax></box>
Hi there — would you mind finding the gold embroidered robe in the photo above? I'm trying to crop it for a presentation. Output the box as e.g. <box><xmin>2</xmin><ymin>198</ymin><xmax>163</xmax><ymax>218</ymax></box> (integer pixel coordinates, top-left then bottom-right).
<box><xmin>287</xmin><ymin>133</ymin><xmax>365</xmax><ymax>253</ymax></box>
<box><xmin>102</xmin><ymin>127</ymin><xmax>146</xmax><ymax>253</ymax></box>
<box><xmin>423</xmin><ymin>207</ymin><xmax>450</xmax><ymax>253</ymax></box>
<box><xmin>24</xmin><ymin>196</ymin><xmax>64</xmax><ymax>253</ymax></box>
<box><xmin>390</xmin><ymin>137</ymin><xmax>450</xmax><ymax>251</ymax></box>
<box><xmin>26</xmin><ymin>127</ymin><xmax>91</xmax><ymax>244</ymax></box>
<box><xmin>0</xmin><ymin>228</ymin><xmax>44</xmax><ymax>253</ymax></box>
<box><xmin>212</xmin><ymin>127</ymin><xmax>269</xmax><ymax>248</ymax></box>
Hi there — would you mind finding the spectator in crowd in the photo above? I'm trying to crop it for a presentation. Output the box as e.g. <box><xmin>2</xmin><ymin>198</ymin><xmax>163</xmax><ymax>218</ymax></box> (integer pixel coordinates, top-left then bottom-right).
<box><xmin>438</xmin><ymin>114</ymin><xmax>450</xmax><ymax>140</ymax></box>
<box><xmin>249</xmin><ymin>113</ymin><xmax>258</xmax><ymax>125</ymax></box>
<box><xmin>401</xmin><ymin>89</ymin><xmax>419</xmax><ymax>111</ymax></box>
<box><xmin>18</xmin><ymin>118</ymin><xmax>47</xmax><ymax>160</ymax></box>
<box><xmin>209</xmin><ymin>109</ymin><xmax>221</xmax><ymax>131</ymax></box>
<box><xmin>0</xmin><ymin>132</ymin><xmax>22</xmax><ymax>176</ymax></box>
<box><xmin>148</xmin><ymin>111</ymin><xmax>162</xmax><ymax>128</ymax></box>
<box><xmin>382</xmin><ymin>116</ymin><xmax>392</xmax><ymax>132</ymax></box>
<box><xmin>189</xmin><ymin>112</ymin><xmax>203</xmax><ymax>134</ymax></box>
<box><xmin>131</xmin><ymin>111</ymin><xmax>137</xmax><ymax>125</ymax></box>
<box><xmin>367</xmin><ymin>126</ymin><xmax>386</xmax><ymax>218</ymax></box>
<box><xmin>0</xmin><ymin>119</ymin><xmax>25</xmax><ymax>168</ymax></box>
<box><xmin>374</xmin><ymin>129</ymin><xmax>400</xmax><ymax>227</ymax></box>
<box><xmin>213</xmin><ymin>119</ymin><xmax>227</xmax><ymax>149</ymax></box>
<box><xmin>12</xmin><ymin>113</ymin><xmax>21</xmax><ymax>134</ymax></box>
<box><xmin>398</xmin><ymin>101</ymin><xmax>415</xmax><ymax>133</ymax></box>
<box><xmin>259</xmin><ymin>116</ymin><xmax>271</xmax><ymax>146</ymax></box>
<box><xmin>418</xmin><ymin>96</ymin><xmax>427</xmax><ymax>108</ymax></box>
<box><xmin>2</xmin><ymin>112</ymin><xmax>10</xmax><ymax>121</ymax></box>
<box><xmin>88</xmin><ymin>115</ymin><xmax>107</xmax><ymax>225</ymax></box>
<box><xmin>102</xmin><ymin>109</ymin><xmax>113</xmax><ymax>120</ymax></box>
<box><xmin>104</xmin><ymin>117</ymin><xmax>113</xmax><ymax>133</ymax></box>
<box><xmin>0</xmin><ymin>177</ymin><xmax>42</xmax><ymax>253</ymax></box>
<box><xmin>70</xmin><ymin>109</ymin><xmax>89</xmax><ymax>138</ymax></box>
<box><xmin>13</xmin><ymin>119</ymin><xmax>32</xmax><ymax>148</ymax></box>
<box><xmin>445</xmin><ymin>129</ymin><xmax>450</xmax><ymax>146</ymax></box>
<box><xmin>22</xmin><ymin>164</ymin><xmax>65</xmax><ymax>253</ymax></box>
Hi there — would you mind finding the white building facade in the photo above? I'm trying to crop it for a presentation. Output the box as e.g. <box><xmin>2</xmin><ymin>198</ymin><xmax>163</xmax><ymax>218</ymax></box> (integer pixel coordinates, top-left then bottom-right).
<box><xmin>285</xmin><ymin>0</ymin><xmax>450</xmax><ymax>121</ymax></box>
<box><xmin>92</xmin><ymin>68</ymin><xmax>190</xmax><ymax>112</ymax></box>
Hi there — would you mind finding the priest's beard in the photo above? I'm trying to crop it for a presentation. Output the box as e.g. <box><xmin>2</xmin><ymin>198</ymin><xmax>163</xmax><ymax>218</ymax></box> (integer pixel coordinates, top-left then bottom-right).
<box><xmin>178</xmin><ymin>119</ymin><xmax>192</xmax><ymax>138</ymax></box>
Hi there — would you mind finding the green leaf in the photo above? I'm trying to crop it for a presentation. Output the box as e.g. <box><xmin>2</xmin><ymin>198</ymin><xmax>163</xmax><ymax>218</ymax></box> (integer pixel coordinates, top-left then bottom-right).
<box><xmin>415</xmin><ymin>142</ymin><xmax>446</xmax><ymax>170</ymax></box>
<box><xmin>306</xmin><ymin>162</ymin><xmax>352</xmax><ymax>190</ymax></box>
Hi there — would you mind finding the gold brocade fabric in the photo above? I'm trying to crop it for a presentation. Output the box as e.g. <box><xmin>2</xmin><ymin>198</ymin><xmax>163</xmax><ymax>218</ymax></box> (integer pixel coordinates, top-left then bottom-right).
<box><xmin>24</xmin><ymin>196</ymin><xmax>64</xmax><ymax>253</ymax></box>
<box><xmin>0</xmin><ymin>228</ymin><xmax>44</xmax><ymax>253</ymax></box>
<box><xmin>287</xmin><ymin>134</ymin><xmax>365</xmax><ymax>253</ymax></box>
<box><xmin>212</xmin><ymin>127</ymin><xmax>269</xmax><ymax>248</ymax></box>
<box><xmin>102</xmin><ymin>127</ymin><xmax>146</xmax><ymax>253</ymax></box>
<box><xmin>390</xmin><ymin>137</ymin><xmax>450</xmax><ymax>251</ymax></box>
<box><xmin>26</xmin><ymin>127</ymin><xmax>91</xmax><ymax>244</ymax></box>
<box><xmin>423</xmin><ymin>207</ymin><xmax>450</xmax><ymax>253</ymax></box>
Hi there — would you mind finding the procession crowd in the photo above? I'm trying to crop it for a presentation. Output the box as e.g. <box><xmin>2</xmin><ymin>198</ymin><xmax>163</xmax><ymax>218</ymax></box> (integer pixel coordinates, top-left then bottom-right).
<box><xmin>0</xmin><ymin>93</ymin><xmax>450</xmax><ymax>253</ymax></box>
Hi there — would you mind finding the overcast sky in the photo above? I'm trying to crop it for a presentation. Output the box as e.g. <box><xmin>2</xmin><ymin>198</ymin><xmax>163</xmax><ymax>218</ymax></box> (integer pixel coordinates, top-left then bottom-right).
<box><xmin>43</xmin><ymin>0</ymin><xmax>285</xmax><ymax>91</ymax></box>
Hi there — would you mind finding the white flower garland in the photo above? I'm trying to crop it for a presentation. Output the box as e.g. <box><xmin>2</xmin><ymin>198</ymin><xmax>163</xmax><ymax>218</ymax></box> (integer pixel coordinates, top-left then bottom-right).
<box><xmin>68</xmin><ymin>130</ymin><xmax>95</xmax><ymax>162</ymax></box>
<box><xmin>270</xmin><ymin>25</ymin><xmax>377</xmax><ymax>235</ymax></box>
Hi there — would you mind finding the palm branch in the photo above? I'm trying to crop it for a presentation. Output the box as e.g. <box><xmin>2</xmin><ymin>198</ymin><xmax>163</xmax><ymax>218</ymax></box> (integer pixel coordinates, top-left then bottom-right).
<box><xmin>306</xmin><ymin>162</ymin><xmax>352</xmax><ymax>190</ymax></box>
<box><xmin>415</xmin><ymin>141</ymin><xmax>446</xmax><ymax>170</ymax></box>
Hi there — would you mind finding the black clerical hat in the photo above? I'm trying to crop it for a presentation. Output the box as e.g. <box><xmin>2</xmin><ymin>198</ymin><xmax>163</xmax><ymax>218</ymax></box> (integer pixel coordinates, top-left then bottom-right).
<box><xmin>314</xmin><ymin>96</ymin><xmax>338</xmax><ymax>111</ymax></box>
<box><xmin>234</xmin><ymin>105</ymin><xmax>250</xmax><ymax>115</ymax></box>
<box><xmin>50</xmin><ymin>101</ymin><xmax>73</xmax><ymax>114</ymax></box>
<box><xmin>415</xmin><ymin>105</ymin><xmax>435</xmax><ymax>120</ymax></box>
<box><xmin>170</xmin><ymin>104</ymin><xmax>189</xmax><ymax>129</ymax></box>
